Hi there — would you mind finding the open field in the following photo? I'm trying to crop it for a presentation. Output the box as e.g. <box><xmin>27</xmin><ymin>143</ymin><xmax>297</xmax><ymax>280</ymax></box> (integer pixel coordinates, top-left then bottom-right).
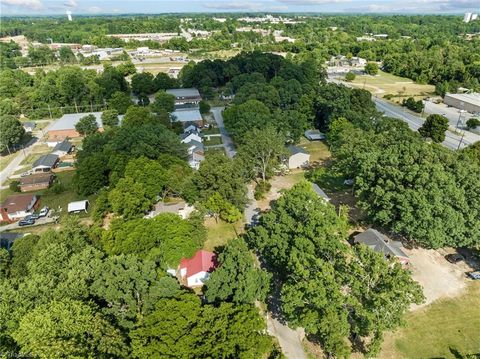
<box><xmin>350</xmin><ymin>70</ymin><xmax>435</xmax><ymax>98</ymax></box>
<box><xmin>203</xmin><ymin>218</ymin><xmax>244</xmax><ymax>252</ymax></box>
<box><xmin>297</xmin><ymin>138</ymin><xmax>331</xmax><ymax>163</ymax></box>
<box><xmin>380</xmin><ymin>282</ymin><xmax>480</xmax><ymax>359</ymax></box>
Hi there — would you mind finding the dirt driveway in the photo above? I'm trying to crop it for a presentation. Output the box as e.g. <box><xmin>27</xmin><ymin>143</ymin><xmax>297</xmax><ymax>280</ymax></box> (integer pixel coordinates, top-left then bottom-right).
<box><xmin>405</xmin><ymin>247</ymin><xmax>473</xmax><ymax>309</ymax></box>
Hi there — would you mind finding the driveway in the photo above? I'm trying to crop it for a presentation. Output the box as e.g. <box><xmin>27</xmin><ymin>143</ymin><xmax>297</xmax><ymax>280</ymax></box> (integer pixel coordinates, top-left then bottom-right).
<box><xmin>245</xmin><ymin>184</ymin><xmax>307</xmax><ymax>359</ymax></box>
<box><xmin>0</xmin><ymin>216</ymin><xmax>57</xmax><ymax>231</ymax></box>
<box><xmin>211</xmin><ymin>107</ymin><xmax>236</xmax><ymax>158</ymax></box>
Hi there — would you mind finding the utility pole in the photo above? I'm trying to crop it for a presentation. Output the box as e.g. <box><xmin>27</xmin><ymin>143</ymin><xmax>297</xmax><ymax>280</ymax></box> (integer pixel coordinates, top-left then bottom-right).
<box><xmin>457</xmin><ymin>130</ymin><xmax>465</xmax><ymax>150</ymax></box>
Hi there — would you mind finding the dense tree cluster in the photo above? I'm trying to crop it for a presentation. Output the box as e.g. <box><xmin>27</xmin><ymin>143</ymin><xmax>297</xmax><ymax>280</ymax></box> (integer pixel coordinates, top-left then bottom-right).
<box><xmin>328</xmin><ymin>117</ymin><xmax>480</xmax><ymax>248</ymax></box>
<box><xmin>0</xmin><ymin>218</ymin><xmax>274</xmax><ymax>358</ymax></box>
<box><xmin>247</xmin><ymin>182</ymin><xmax>424</xmax><ymax>357</ymax></box>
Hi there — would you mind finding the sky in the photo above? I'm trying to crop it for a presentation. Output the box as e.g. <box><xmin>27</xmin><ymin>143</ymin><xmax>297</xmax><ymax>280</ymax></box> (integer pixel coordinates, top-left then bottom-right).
<box><xmin>1</xmin><ymin>0</ymin><xmax>479</xmax><ymax>16</ymax></box>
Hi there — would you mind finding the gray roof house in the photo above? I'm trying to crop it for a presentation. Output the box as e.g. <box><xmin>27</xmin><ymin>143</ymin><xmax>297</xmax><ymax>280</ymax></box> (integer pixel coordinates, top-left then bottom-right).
<box><xmin>166</xmin><ymin>88</ymin><xmax>202</xmax><ymax>106</ymax></box>
<box><xmin>311</xmin><ymin>183</ymin><xmax>330</xmax><ymax>201</ymax></box>
<box><xmin>354</xmin><ymin>229</ymin><xmax>410</xmax><ymax>266</ymax></box>
<box><xmin>23</xmin><ymin>122</ymin><xmax>36</xmax><ymax>132</ymax></box>
<box><xmin>287</xmin><ymin>145</ymin><xmax>310</xmax><ymax>169</ymax></box>
<box><xmin>52</xmin><ymin>140</ymin><xmax>74</xmax><ymax>156</ymax></box>
<box><xmin>32</xmin><ymin>154</ymin><xmax>59</xmax><ymax>172</ymax></box>
<box><xmin>172</xmin><ymin>108</ymin><xmax>203</xmax><ymax>126</ymax></box>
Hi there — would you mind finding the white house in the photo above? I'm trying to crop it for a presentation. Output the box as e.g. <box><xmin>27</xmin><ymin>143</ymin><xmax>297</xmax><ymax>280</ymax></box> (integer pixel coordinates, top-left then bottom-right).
<box><xmin>184</xmin><ymin>124</ymin><xmax>200</xmax><ymax>133</ymax></box>
<box><xmin>287</xmin><ymin>145</ymin><xmax>310</xmax><ymax>169</ymax></box>
<box><xmin>179</xmin><ymin>250</ymin><xmax>217</xmax><ymax>287</ymax></box>
<box><xmin>180</xmin><ymin>132</ymin><xmax>202</xmax><ymax>144</ymax></box>
<box><xmin>0</xmin><ymin>194</ymin><xmax>39</xmax><ymax>222</ymax></box>
<box><xmin>32</xmin><ymin>154</ymin><xmax>59</xmax><ymax>173</ymax></box>
<box><xmin>51</xmin><ymin>140</ymin><xmax>74</xmax><ymax>157</ymax></box>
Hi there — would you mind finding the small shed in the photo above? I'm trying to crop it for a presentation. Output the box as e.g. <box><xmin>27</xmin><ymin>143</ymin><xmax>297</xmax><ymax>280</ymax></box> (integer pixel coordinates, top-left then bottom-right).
<box><xmin>23</xmin><ymin>122</ymin><xmax>36</xmax><ymax>133</ymax></box>
<box><xmin>67</xmin><ymin>200</ymin><xmax>89</xmax><ymax>214</ymax></box>
<box><xmin>304</xmin><ymin>129</ymin><xmax>325</xmax><ymax>141</ymax></box>
<box><xmin>287</xmin><ymin>145</ymin><xmax>310</xmax><ymax>169</ymax></box>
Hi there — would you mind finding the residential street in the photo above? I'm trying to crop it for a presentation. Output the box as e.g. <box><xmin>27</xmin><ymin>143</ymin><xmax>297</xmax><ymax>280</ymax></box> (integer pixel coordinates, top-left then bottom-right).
<box><xmin>211</xmin><ymin>107</ymin><xmax>237</xmax><ymax>158</ymax></box>
<box><xmin>245</xmin><ymin>184</ymin><xmax>307</xmax><ymax>359</ymax></box>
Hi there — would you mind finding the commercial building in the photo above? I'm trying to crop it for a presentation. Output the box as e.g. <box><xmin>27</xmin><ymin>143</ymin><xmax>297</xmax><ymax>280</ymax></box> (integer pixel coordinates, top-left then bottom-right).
<box><xmin>444</xmin><ymin>93</ymin><xmax>480</xmax><ymax>114</ymax></box>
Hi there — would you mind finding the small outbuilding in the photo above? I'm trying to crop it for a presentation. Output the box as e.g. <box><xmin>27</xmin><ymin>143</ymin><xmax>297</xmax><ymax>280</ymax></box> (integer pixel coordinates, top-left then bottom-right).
<box><xmin>179</xmin><ymin>250</ymin><xmax>217</xmax><ymax>287</ymax></box>
<box><xmin>32</xmin><ymin>154</ymin><xmax>59</xmax><ymax>173</ymax></box>
<box><xmin>354</xmin><ymin>229</ymin><xmax>410</xmax><ymax>266</ymax></box>
<box><xmin>67</xmin><ymin>200</ymin><xmax>89</xmax><ymax>214</ymax></box>
<box><xmin>311</xmin><ymin>183</ymin><xmax>330</xmax><ymax>202</ymax></box>
<box><xmin>304</xmin><ymin>129</ymin><xmax>325</xmax><ymax>141</ymax></box>
<box><xmin>287</xmin><ymin>145</ymin><xmax>310</xmax><ymax>169</ymax></box>
<box><xmin>22</xmin><ymin>122</ymin><xmax>36</xmax><ymax>133</ymax></box>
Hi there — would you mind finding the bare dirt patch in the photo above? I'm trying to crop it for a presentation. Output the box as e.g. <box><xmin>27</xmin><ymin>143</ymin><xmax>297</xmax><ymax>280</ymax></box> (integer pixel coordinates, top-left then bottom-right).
<box><xmin>405</xmin><ymin>247</ymin><xmax>471</xmax><ymax>308</ymax></box>
<box><xmin>257</xmin><ymin>171</ymin><xmax>305</xmax><ymax>210</ymax></box>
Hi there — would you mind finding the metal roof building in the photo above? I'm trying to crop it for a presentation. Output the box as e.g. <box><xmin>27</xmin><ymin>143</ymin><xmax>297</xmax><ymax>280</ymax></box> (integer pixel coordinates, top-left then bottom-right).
<box><xmin>444</xmin><ymin>93</ymin><xmax>480</xmax><ymax>114</ymax></box>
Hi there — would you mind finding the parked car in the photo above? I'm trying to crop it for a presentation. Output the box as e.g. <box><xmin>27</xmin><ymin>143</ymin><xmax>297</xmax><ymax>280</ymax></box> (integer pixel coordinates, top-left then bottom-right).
<box><xmin>467</xmin><ymin>271</ymin><xmax>480</xmax><ymax>280</ymax></box>
<box><xmin>38</xmin><ymin>206</ymin><xmax>49</xmax><ymax>217</ymax></box>
<box><xmin>27</xmin><ymin>213</ymin><xmax>39</xmax><ymax>220</ymax></box>
<box><xmin>20</xmin><ymin>171</ymin><xmax>32</xmax><ymax>177</ymax></box>
<box><xmin>18</xmin><ymin>218</ymin><xmax>35</xmax><ymax>226</ymax></box>
<box><xmin>445</xmin><ymin>253</ymin><xmax>465</xmax><ymax>264</ymax></box>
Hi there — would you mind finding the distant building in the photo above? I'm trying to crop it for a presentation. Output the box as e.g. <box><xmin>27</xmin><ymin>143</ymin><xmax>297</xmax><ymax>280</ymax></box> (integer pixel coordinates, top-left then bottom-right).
<box><xmin>19</xmin><ymin>173</ymin><xmax>53</xmax><ymax>192</ymax></box>
<box><xmin>287</xmin><ymin>145</ymin><xmax>310</xmax><ymax>169</ymax></box>
<box><xmin>66</xmin><ymin>10</ymin><xmax>72</xmax><ymax>21</ymax></box>
<box><xmin>0</xmin><ymin>194</ymin><xmax>39</xmax><ymax>222</ymax></box>
<box><xmin>444</xmin><ymin>93</ymin><xmax>480</xmax><ymax>114</ymax></box>
<box><xmin>179</xmin><ymin>250</ymin><xmax>217</xmax><ymax>287</ymax></box>
<box><xmin>47</xmin><ymin>112</ymin><xmax>123</xmax><ymax>146</ymax></box>
<box><xmin>354</xmin><ymin>229</ymin><xmax>410</xmax><ymax>266</ymax></box>
<box><xmin>146</xmin><ymin>201</ymin><xmax>194</xmax><ymax>219</ymax></box>
<box><xmin>166</xmin><ymin>88</ymin><xmax>202</xmax><ymax>107</ymax></box>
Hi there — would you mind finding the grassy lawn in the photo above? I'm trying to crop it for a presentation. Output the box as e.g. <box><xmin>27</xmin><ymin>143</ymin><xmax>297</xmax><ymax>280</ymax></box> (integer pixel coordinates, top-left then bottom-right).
<box><xmin>202</xmin><ymin>126</ymin><xmax>221</xmax><ymax>135</ymax></box>
<box><xmin>350</xmin><ymin>70</ymin><xmax>435</xmax><ymax>98</ymax></box>
<box><xmin>381</xmin><ymin>282</ymin><xmax>480</xmax><ymax>358</ymax></box>
<box><xmin>0</xmin><ymin>153</ymin><xmax>16</xmax><ymax>172</ymax></box>
<box><xmin>205</xmin><ymin>147</ymin><xmax>225</xmax><ymax>154</ymax></box>
<box><xmin>204</xmin><ymin>136</ymin><xmax>223</xmax><ymax>146</ymax></box>
<box><xmin>203</xmin><ymin>218</ymin><xmax>244</xmax><ymax>252</ymax></box>
<box><xmin>298</xmin><ymin>138</ymin><xmax>331</xmax><ymax>163</ymax></box>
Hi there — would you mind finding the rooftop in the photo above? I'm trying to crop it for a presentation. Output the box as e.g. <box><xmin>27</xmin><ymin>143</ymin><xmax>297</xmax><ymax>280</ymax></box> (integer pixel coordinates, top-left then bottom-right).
<box><xmin>53</xmin><ymin>139</ymin><xmax>73</xmax><ymax>153</ymax></box>
<box><xmin>311</xmin><ymin>183</ymin><xmax>330</xmax><ymax>201</ymax></box>
<box><xmin>354</xmin><ymin>229</ymin><xmax>408</xmax><ymax>259</ymax></box>
<box><xmin>288</xmin><ymin>145</ymin><xmax>309</xmax><ymax>155</ymax></box>
<box><xmin>172</xmin><ymin>108</ymin><xmax>202</xmax><ymax>123</ymax></box>
<box><xmin>180</xmin><ymin>250</ymin><xmax>217</xmax><ymax>278</ymax></box>
<box><xmin>445</xmin><ymin>92</ymin><xmax>480</xmax><ymax>105</ymax></box>
<box><xmin>1</xmin><ymin>194</ymin><xmax>37</xmax><ymax>213</ymax></box>
<box><xmin>166</xmin><ymin>88</ymin><xmax>201</xmax><ymax>98</ymax></box>
<box><xmin>32</xmin><ymin>154</ymin><xmax>59</xmax><ymax>168</ymax></box>
<box><xmin>20</xmin><ymin>173</ymin><xmax>53</xmax><ymax>185</ymax></box>
<box><xmin>49</xmin><ymin>112</ymin><xmax>124</xmax><ymax>131</ymax></box>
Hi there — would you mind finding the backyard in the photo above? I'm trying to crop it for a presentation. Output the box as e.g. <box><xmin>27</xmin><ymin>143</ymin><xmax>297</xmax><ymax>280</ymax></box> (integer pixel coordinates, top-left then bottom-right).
<box><xmin>203</xmin><ymin>217</ymin><xmax>244</xmax><ymax>252</ymax></box>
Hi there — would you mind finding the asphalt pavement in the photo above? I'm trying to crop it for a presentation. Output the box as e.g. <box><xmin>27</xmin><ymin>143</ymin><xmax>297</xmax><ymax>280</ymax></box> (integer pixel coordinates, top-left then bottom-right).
<box><xmin>211</xmin><ymin>107</ymin><xmax>237</xmax><ymax>158</ymax></box>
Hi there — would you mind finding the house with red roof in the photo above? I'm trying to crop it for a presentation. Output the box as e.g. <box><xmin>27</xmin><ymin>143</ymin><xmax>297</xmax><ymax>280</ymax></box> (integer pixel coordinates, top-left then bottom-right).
<box><xmin>179</xmin><ymin>250</ymin><xmax>217</xmax><ymax>287</ymax></box>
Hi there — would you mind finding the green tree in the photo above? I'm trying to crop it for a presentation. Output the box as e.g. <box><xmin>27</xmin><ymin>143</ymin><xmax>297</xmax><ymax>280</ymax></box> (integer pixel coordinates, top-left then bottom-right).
<box><xmin>466</xmin><ymin>118</ymin><xmax>480</xmax><ymax>130</ymax></box>
<box><xmin>237</xmin><ymin>126</ymin><xmax>287</xmax><ymax>182</ymax></box>
<box><xmin>108</xmin><ymin>90</ymin><xmax>133</xmax><ymax>114</ymax></box>
<box><xmin>152</xmin><ymin>91</ymin><xmax>175</xmax><ymax>113</ymax></box>
<box><xmin>108</xmin><ymin>177</ymin><xmax>151</xmax><ymax>219</ymax></box>
<box><xmin>154</xmin><ymin>72</ymin><xmax>178</xmax><ymax>91</ymax></box>
<box><xmin>58</xmin><ymin>46</ymin><xmax>77</xmax><ymax>64</ymax></box>
<box><xmin>9</xmin><ymin>235</ymin><xmax>40</xmax><ymax>278</ymax></box>
<box><xmin>192</xmin><ymin>152</ymin><xmax>247</xmax><ymax>209</ymax></box>
<box><xmin>131</xmin><ymin>72</ymin><xmax>155</xmax><ymax>95</ymax></box>
<box><xmin>122</xmin><ymin>106</ymin><xmax>155</xmax><ymax>127</ymax></box>
<box><xmin>345</xmin><ymin>71</ymin><xmax>356</xmax><ymax>81</ymax></box>
<box><xmin>0</xmin><ymin>115</ymin><xmax>25</xmax><ymax>153</ymax></box>
<box><xmin>205</xmin><ymin>238</ymin><xmax>270</xmax><ymax>304</ymax></box>
<box><xmin>418</xmin><ymin>114</ymin><xmax>449</xmax><ymax>142</ymax></box>
<box><xmin>364</xmin><ymin>62</ymin><xmax>379</xmax><ymax>75</ymax></box>
<box><xmin>223</xmin><ymin>99</ymin><xmax>272</xmax><ymax>139</ymax></box>
<box><xmin>100</xmin><ymin>109</ymin><xmax>119</xmax><ymax>128</ymax></box>
<box><xmin>12</xmin><ymin>299</ymin><xmax>127</xmax><ymax>359</ymax></box>
<box><xmin>75</xmin><ymin>114</ymin><xmax>98</xmax><ymax>136</ymax></box>
<box><xmin>199</xmin><ymin>100</ymin><xmax>210</xmax><ymax>114</ymax></box>
<box><xmin>116</xmin><ymin>60</ymin><xmax>136</xmax><ymax>76</ymax></box>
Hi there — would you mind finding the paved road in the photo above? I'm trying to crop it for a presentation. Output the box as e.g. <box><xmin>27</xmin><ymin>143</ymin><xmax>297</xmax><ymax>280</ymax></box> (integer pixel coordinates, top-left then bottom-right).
<box><xmin>0</xmin><ymin>122</ymin><xmax>55</xmax><ymax>186</ymax></box>
<box><xmin>211</xmin><ymin>107</ymin><xmax>237</xmax><ymax>158</ymax></box>
<box><xmin>245</xmin><ymin>185</ymin><xmax>307</xmax><ymax>359</ymax></box>
<box><xmin>0</xmin><ymin>216</ymin><xmax>57</xmax><ymax>231</ymax></box>
<box><xmin>374</xmin><ymin>98</ymin><xmax>476</xmax><ymax>150</ymax></box>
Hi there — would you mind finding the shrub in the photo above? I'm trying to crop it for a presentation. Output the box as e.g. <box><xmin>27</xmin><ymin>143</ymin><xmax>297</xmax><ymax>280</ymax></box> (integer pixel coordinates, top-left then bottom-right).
<box><xmin>9</xmin><ymin>181</ymin><xmax>21</xmax><ymax>192</ymax></box>
<box><xmin>345</xmin><ymin>72</ymin><xmax>356</xmax><ymax>82</ymax></box>
<box><xmin>466</xmin><ymin>118</ymin><xmax>480</xmax><ymax>130</ymax></box>
<box><xmin>254</xmin><ymin>181</ymin><xmax>271</xmax><ymax>200</ymax></box>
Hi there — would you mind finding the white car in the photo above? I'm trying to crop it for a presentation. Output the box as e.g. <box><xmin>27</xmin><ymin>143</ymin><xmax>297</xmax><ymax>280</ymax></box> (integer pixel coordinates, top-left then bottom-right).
<box><xmin>38</xmin><ymin>206</ymin><xmax>49</xmax><ymax>218</ymax></box>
